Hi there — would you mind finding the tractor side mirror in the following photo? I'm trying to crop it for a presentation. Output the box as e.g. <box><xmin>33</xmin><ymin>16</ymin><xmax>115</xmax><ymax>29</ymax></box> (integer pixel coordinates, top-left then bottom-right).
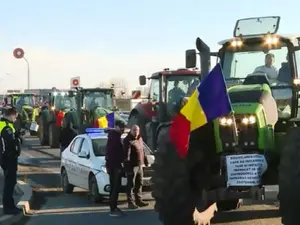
<box><xmin>139</xmin><ymin>75</ymin><xmax>147</xmax><ymax>86</ymax></box>
<box><xmin>185</xmin><ymin>49</ymin><xmax>197</xmax><ymax>68</ymax></box>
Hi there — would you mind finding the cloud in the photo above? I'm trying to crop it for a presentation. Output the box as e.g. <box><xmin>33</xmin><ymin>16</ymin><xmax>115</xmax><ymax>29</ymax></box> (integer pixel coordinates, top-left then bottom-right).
<box><xmin>0</xmin><ymin>46</ymin><xmax>185</xmax><ymax>91</ymax></box>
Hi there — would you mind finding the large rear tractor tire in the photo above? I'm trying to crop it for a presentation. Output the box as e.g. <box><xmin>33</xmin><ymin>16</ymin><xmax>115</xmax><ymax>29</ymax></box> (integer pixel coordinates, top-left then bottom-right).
<box><xmin>151</xmin><ymin>124</ymin><xmax>216</xmax><ymax>225</ymax></box>
<box><xmin>49</xmin><ymin>123</ymin><xmax>60</xmax><ymax>148</ymax></box>
<box><xmin>279</xmin><ymin>127</ymin><xmax>300</xmax><ymax>225</ymax></box>
<box><xmin>38</xmin><ymin>118</ymin><xmax>48</xmax><ymax>145</ymax></box>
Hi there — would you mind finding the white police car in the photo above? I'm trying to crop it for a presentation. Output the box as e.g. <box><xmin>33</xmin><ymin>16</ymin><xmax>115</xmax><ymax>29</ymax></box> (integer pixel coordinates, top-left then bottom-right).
<box><xmin>60</xmin><ymin>128</ymin><xmax>154</xmax><ymax>202</ymax></box>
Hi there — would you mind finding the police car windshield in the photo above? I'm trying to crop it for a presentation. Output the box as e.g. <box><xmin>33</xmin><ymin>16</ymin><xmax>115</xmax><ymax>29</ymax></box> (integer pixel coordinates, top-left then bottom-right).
<box><xmin>92</xmin><ymin>137</ymin><xmax>152</xmax><ymax>157</ymax></box>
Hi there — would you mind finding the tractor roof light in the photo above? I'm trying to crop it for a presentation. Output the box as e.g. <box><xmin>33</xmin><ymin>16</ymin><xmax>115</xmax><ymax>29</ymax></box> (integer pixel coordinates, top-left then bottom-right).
<box><xmin>293</xmin><ymin>79</ymin><xmax>300</xmax><ymax>85</ymax></box>
<box><xmin>264</xmin><ymin>34</ymin><xmax>279</xmax><ymax>46</ymax></box>
<box><xmin>231</xmin><ymin>39</ymin><xmax>243</xmax><ymax>47</ymax></box>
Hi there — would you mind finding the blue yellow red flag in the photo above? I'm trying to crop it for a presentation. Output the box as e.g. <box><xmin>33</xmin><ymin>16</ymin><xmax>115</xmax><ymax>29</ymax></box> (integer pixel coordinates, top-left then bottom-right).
<box><xmin>169</xmin><ymin>63</ymin><xmax>232</xmax><ymax>158</ymax></box>
<box><xmin>94</xmin><ymin>112</ymin><xmax>115</xmax><ymax>128</ymax></box>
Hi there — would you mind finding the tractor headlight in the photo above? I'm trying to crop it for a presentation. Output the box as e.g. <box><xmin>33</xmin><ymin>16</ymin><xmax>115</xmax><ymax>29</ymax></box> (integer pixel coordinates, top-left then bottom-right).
<box><xmin>219</xmin><ymin>117</ymin><xmax>233</xmax><ymax>126</ymax></box>
<box><xmin>242</xmin><ymin>115</ymin><xmax>256</xmax><ymax>125</ymax></box>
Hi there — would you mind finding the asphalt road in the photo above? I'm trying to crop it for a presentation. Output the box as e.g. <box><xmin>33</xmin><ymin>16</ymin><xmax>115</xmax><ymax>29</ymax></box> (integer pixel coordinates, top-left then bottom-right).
<box><xmin>17</xmin><ymin>137</ymin><xmax>282</xmax><ymax>225</ymax></box>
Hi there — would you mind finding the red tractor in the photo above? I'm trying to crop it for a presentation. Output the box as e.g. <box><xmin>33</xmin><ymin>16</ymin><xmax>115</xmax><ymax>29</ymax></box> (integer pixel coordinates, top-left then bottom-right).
<box><xmin>127</xmin><ymin>68</ymin><xmax>200</xmax><ymax>150</ymax></box>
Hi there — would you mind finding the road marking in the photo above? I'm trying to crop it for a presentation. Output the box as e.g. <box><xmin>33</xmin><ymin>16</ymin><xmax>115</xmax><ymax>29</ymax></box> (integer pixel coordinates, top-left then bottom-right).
<box><xmin>21</xmin><ymin>150</ymin><xmax>35</xmax><ymax>158</ymax></box>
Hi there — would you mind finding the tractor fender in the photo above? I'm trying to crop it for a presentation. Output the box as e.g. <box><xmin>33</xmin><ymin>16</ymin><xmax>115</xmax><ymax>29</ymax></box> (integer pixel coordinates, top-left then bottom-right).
<box><xmin>129</xmin><ymin>102</ymin><xmax>154</xmax><ymax>123</ymax></box>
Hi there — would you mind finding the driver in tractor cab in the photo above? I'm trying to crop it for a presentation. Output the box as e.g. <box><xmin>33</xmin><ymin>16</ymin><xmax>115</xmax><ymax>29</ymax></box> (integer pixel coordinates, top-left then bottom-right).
<box><xmin>278</xmin><ymin>53</ymin><xmax>292</xmax><ymax>84</ymax></box>
<box><xmin>253</xmin><ymin>53</ymin><xmax>278</xmax><ymax>82</ymax></box>
<box><xmin>168</xmin><ymin>80</ymin><xmax>186</xmax><ymax>105</ymax></box>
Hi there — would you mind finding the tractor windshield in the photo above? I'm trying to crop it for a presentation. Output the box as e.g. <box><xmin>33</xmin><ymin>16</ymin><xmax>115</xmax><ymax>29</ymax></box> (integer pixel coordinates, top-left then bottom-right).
<box><xmin>222</xmin><ymin>39</ymin><xmax>292</xmax><ymax>118</ymax></box>
<box><xmin>166</xmin><ymin>75</ymin><xmax>200</xmax><ymax>114</ymax></box>
<box><xmin>83</xmin><ymin>91</ymin><xmax>113</xmax><ymax>110</ymax></box>
<box><xmin>15</xmin><ymin>95</ymin><xmax>35</xmax><ymax>106</ymax></box>
<box><xmin>54</xmin><ymin>95</ymin><xmax>77</xmax><ymax>110</ymax></box>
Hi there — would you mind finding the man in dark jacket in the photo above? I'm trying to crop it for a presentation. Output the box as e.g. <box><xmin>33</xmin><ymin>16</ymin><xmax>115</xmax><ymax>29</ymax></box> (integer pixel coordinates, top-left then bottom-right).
<box><xmin>123</xmin><ymin>125</ymin><xmax>149</xmax><ymax>209</ymax></box>
<box><xmin>105</xmin><ymin>120</ymin><xmax>126</xmax><ymax>217</ymax></box>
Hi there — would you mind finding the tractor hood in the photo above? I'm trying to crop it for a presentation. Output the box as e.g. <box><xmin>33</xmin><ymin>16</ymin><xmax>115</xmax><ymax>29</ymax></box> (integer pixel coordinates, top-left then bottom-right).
<box><xmin>228</xmin><ymin>83</ymin><xmax>277</xmax><ymax>125</ymax></box>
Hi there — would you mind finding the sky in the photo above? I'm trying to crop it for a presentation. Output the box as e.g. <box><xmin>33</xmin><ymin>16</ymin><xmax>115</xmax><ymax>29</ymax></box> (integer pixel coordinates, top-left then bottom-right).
<box><xmin>0</xmin><ymin>0</ymin><xmax>300</xmax><ymax>92</ymax></box>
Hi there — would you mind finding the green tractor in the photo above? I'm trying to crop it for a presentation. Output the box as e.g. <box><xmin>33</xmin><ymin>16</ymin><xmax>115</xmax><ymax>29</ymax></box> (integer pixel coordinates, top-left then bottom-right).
<box><xmin>38</xmin><ymin>90</ymin><xmax>77</xmax><ymax>148</ymax></box>
<box><xmin>3</xmin><ymin>93</ymin><xmax>39</xmax><ymax>135</ymax></box>
<box><xmin>63</xmin><ymin>88</ymin><xmax>125</xmax><ymax>133</ymax></box>
<box><xmin>150</xmin><ymin>16</ymin><xmax>300</xmax><ymax>225</ymax></box>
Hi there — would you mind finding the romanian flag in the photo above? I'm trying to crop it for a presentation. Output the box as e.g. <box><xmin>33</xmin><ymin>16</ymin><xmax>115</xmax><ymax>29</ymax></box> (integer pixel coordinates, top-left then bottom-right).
<box><xmin>94</xmin><ymin>112</ymin><xmax>115</xmax><ymax>128</ymax></box>
<box><xmin>169</xmin><ymin>64</ymin><xmax>232</xmax><ymax>158</ymax></box>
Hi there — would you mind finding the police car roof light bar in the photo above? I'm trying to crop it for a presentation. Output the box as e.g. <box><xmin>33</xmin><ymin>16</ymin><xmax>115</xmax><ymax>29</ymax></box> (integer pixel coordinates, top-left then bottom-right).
<box><xmin>85</xmin><ymin>128</ymin><xmax>106</xmax><ymax>133</ymax></box>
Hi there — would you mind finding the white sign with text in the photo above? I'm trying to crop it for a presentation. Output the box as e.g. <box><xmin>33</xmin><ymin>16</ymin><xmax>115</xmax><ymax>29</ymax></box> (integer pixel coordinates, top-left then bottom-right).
<box><xmin>226</xmin><ymin>154</ymin><xmax>268</xmax><ymax>187</ymax></box>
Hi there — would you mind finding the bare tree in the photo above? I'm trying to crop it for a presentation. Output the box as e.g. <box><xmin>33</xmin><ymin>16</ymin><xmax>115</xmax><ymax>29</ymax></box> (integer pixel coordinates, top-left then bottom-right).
<box><xmin>109</xmin><ymin>78</ymin><xmax>129</xmax><ymax>98</ymax></box>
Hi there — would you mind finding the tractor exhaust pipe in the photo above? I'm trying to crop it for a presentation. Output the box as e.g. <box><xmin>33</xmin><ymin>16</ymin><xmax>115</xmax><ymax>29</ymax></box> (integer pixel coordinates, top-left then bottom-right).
<box><xmin>196</xmin><ymin>37</ymin><xmax>211</xmax><ymax>78</ymax></box>
<box><xmin>185</xmin><ymin>37</ymin><xmax>212</xmax><ymax>80</ymax></box>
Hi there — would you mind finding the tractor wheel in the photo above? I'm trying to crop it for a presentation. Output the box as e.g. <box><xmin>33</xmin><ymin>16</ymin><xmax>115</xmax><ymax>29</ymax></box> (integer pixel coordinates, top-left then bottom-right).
<box><xmin>279</xmin><ymin>127</ymin><xmax>300</xmax><ymax>225</ymax></box>
<box><xmin>151</xmin><ymin>124</ymin><xmax>216</xmax><ymax>225</ymax></box>
<box><xmin>216</xmin><ymin>200</ymin><xmax>242</xmax><ymax>211</ymax></box>
<box><xmin>38</xmin><ymin>118</ymin><xmax>48</xmax><ymax>145</ymax></box>
<box><xmin>127</xmin><ymin>113</ymin><xmax>147</xmax><ymax>142</ymax></box>
<box><xmin>49</xmin><ymin>123</ymin><xmax>60</xmax><ymax>148</ymax></box>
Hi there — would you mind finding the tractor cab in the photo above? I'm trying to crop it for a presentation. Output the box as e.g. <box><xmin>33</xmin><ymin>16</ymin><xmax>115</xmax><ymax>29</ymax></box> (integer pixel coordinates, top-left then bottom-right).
<box><xmin>132</xmin><ymin>68</ymin><xmax>200</xmax><ymax>150</ymax></box>
<box><xmin>4</xmin><ymin>93</ymin><xmax>39</xmax><ymax>132</ymax></box>
<box><xmin>62</xmin><ymin>88</ymin><xmax>124</xmax><ymax>133</ymax></box>
<box><xmin>186</xmin><ymin>16</ymin><xmax>300</xmax><ymax>129</ymax></box>
<box><xmin>38</xmin><ymin>90</ymin><xmax>77</xmax><ymax>148</ymax></box>
<box><xmin>49</xmin><ymin>91</ymin><xmax>77</xmax><ymax>111</ymax></box>
<box><xmin>139</xmin><ymin>68</ymin><xmax>200</xmax><ymax>120</ymax></box>
<box><xmin>77</xmin><ymin>88</ymin><xmax>115</xmax><ymax>126</ymax></box>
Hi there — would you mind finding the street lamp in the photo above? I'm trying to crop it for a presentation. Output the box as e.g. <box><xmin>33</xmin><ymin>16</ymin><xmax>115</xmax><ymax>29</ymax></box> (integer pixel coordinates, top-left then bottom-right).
<box><xmin>13</xmin><ymin>48</ymin><xmax>30</xmax><ymax>89</ymax></box>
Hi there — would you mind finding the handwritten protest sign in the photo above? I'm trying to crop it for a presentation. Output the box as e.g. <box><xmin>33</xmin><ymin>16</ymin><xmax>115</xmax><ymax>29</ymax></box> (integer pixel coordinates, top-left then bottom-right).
<box><xmin>226</xmin><ymin>154</ymin><xmax>268</xmax><ymax>187</ymax></box>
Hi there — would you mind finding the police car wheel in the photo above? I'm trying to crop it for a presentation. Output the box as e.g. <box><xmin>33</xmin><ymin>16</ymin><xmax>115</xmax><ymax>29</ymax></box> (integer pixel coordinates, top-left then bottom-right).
<box><xmin>88</xmin><ymin>175</ymin><xmax>103</xmax><ymax>203</ymax></box>
<box><xmin>61</xmin><ymin>169</ymin><xmax>74</xmax><ymax>193</ymax></box>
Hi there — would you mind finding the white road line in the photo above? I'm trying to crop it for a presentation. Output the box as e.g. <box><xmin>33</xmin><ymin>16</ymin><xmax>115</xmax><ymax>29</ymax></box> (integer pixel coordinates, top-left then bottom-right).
<box><xmin>21</xmin><ymin>150</ymin><xmax>35</xmax><ymax>158</ymax></box>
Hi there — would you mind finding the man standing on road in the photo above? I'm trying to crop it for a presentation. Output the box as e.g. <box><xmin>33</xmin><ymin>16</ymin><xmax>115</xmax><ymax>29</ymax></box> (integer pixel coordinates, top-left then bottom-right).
<box><xmin>123</xmin><ymin>125</ymin><xmax>149</xmax><ymax>209</ymax></box>
<box><xmin>0</xmin><ymin>107</ymin><xmax>22</xmax><ymax>215</ymax></box>
<box><xmin>105</xmin><ymin>120</ymin><xmax>126</xmax><ymax>217</ymax></box>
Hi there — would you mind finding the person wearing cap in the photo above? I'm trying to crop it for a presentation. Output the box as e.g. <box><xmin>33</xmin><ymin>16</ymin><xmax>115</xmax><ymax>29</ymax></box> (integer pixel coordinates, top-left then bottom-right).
<box><xmin>254</xmin><ymin>53</ymin><xmax>278</xmax><ymax>82</ymax></box>
<box><xmin>0</xmin><ymin>107</ymin><xmax>22</xmax><ymax>215</ymax></box>
<box><xmin>105</xmin><ymin>120</ymin><xmax>126</xmax><ymax>217</ymax></box>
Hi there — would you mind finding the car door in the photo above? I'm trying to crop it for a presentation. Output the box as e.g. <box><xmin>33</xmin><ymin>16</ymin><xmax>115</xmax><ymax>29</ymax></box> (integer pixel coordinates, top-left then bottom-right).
<box><xmin>67</xmin><ymin>137</ymin><xmax>84</xmax><ymax>187</ymax></box>
<box><xmin>76</xmin><ymin>138</ymin><xmax>93</xmax><ymax>189</ymax></box>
